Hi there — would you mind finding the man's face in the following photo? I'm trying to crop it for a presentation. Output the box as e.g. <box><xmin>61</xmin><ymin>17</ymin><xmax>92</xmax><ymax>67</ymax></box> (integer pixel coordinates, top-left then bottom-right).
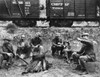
<box><xmin>64</xmin><ymin>42</ymin><xmax>69</xmax><ymax>46</ymax></box>
<box><xmin>21</xmin><ymin>36</ymin><xmax>25</xmax><ymax>40</ymax></box>
<box><xmin>82</xmin><ymin>35</ymin><xmax>88</xmax><ymax>39</ymax></box>
<box><xmin>57</xmin><ymin>35</ymin><xmax>60</xmax><ymax>38</ymax></box>
<box><xmin>21</xmin><ymin>37</ymin><xmax>24</xmax><ymax>40</ymax></box>
<box><xmin>5</xmin><ymin>40</ymin><xmax>9</xmax><ymax>43</ymax></box>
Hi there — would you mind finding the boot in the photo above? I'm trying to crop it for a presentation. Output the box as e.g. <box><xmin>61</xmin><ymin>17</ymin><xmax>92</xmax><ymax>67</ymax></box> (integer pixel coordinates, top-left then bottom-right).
<box><xmin>73</xmin><ymin>65</ymin><xmax>81</xmax><ymax>71</ymax></box>
<box><xmin>80</xmin><ymin>68</ymin><xmax>88</xmax><ymax>75</ymax></box>
<box><xmin>21</xmin><ymin>71</ymin><xmax>28</xmax><ymax>75</ymax></box>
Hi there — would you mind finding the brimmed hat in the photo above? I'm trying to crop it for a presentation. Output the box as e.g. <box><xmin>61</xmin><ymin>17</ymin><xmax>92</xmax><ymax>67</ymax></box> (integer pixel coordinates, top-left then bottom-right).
<box><xmin>3</xmin><ymin>38</ymin><xmax>12</xmax><ymax>41</ymax></box>
<box><xmin>55</xmin><ymin>33</ymin><xmax>60</xmax><ymax>37</ymax></box>
<box><xmin>63</xmin><ymin>40</ymin><xmax>69</xmax><ymax>44</ymax></box>
<box><xmin>36</xmin><ymin>32</ymin><xmax>41</xmax><ymax>37</ymax></box>
<box><xmin>82</xmin><ymin>33</ymin><xmax>89</xmax><ymax>37</ymax></box>
<box><xmin>21</xmin><ymin>34</ymin><xmax>25</xmax><ymax>38</ymax></box>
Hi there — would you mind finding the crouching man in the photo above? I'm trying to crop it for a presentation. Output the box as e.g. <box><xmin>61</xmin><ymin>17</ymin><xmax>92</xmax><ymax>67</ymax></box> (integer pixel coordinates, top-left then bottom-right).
<box><xmin>0</xmin><ymin>38</ymin><xmax>14</xmax><ymax>69</ymax></box>
<box><xmin>63</xmin><ymin>41</ymin><xmax>72</xmax><ymax>63</ymax></box>
<box><xmin>22</xmin><ymin>32</ymin><xmax>49</xmax><ymax>75</ymax></box>
<box><xmin>51</xmin><ymin>33</ymin><xmax>64</xmax><ymax>56</ymax></box>
<box><xmin>72</xmin><ymin>33</ymin><xmax>97</xmax><ymax>74</ymax></box>
<box><xmin>16</xmin><ymin>34</ymin><xmax>27</xmax><ymax>59</ymax></box>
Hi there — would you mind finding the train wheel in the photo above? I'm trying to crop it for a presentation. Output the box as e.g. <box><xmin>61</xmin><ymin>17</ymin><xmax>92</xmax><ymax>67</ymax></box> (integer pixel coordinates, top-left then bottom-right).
<box><xmin>13</xmin><ymin>20</ymin><xmax>36</xmax><ymax>27</ymax></box>
<box><xmin>49</xmin><ymin>20</ymin><xmax>73</xmax><ymax>27</ymax></box>
<box><xmin>49</xmin><ymin>20</ymin><xmax>62</xmax><ymax>27</ymax></box>
<box><xmin>66</xmin><ymin>20</ymin><xmax>73</xmax><ymax>27</ymax></box>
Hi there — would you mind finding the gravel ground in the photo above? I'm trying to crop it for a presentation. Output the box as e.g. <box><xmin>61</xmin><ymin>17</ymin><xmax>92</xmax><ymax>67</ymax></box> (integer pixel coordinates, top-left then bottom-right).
<box><xmin>0</xmin><ymin>55</ymin><xmax>99</xmax><ymax>77</ymax></box>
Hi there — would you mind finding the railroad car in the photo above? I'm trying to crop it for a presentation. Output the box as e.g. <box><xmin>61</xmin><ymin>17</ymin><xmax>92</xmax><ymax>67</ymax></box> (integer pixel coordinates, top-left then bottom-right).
<box><xmin>47</xmin><ymin>0</ymin><xmax>100</xmax><ymax>27</ymax></box>
<box><xmin>0</xmin><ymin>0</ymin><xmax>41</xmax><ymax>27</ymax></box>
<box><xmin>0</xmin><ymin>0</ymin><xmax>99</xmax><ymax>27</ymax></box>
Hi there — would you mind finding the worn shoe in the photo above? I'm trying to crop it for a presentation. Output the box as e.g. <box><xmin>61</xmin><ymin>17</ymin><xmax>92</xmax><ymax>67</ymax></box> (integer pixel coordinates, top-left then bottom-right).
<box><xmin>0</xmin><ymin>66</ymin><xmax>2</xmax><ymax>69</ymax></box>
<box><xmin>73</xmin><ymin>65</ymin><xmax>81</xmax><ymax>71</ymax></box>
<box><xmin>79</xmin><ymin>69</ymin><xmax>88</xmax><ymax>75</ymax></box>
<box><xmin>21</xmin><ymin>72</ymin><xmax>28</xmax><ymax>75</ymax></box>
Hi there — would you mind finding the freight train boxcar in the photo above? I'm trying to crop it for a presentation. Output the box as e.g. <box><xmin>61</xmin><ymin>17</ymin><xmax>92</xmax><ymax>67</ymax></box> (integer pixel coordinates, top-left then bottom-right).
<box><xmin>0</xmin><ymin>0</ymin><xmax>40</xmax><ymax>18</ymax></box>
<box><xmin>0</xmin><ymin>0</ymin><xmax>41</xmax><ymax>26</ymax></box>
<box><xmin>0</xmin><ymin>0</ymin><xmax>99</xmax><ymax>27</ymax></box>
<box><xmin>47</xmin><ymin>0</ymin><xmax>99</xmax><ymax>27</ymax></box>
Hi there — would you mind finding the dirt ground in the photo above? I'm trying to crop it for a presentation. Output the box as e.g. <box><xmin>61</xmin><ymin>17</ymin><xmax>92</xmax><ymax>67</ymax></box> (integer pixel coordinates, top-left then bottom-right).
<box><xmin>0</xmin><ymin>42</ymin><xmax>100</xmax><ymax>77</ymax></box>
<box><xmin>0</xmin><ymin>54</ymin><xmax>100</xmax><ymax>77</ymax></box>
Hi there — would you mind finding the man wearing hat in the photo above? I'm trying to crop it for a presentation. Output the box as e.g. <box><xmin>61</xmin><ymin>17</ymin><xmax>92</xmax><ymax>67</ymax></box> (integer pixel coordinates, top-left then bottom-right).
<box><xmin>72</xmin><ymin>33</ymin><xmax>96</xmax><ymax>74</ymax></box>
<box><xmin>51</xmin><ymin>33</ymin><xmax>64</xmax><ymax>56</ymax></box>
<box><xmin>30</xmin><ymin>32</ymin><xmax>43</xmax><ymax>55</ymax></box>
<box><xmin>22</xmin><ymin>32</ymin><xmax>47</xmax><ymax>74</ymax></box>
<box><xmin>16</xmin><ymin>34</ymin><xmax>27</xmax><ymax>59</ymax></box>
<box><xmin>0</xmin><ymin>38</ymin><xmax>14</xmax><ymax>68</ymax></box>
<box><xmin>63</xmin><ymin>41</ymin><xmax>72</xmax><ymax>63</ymax></box>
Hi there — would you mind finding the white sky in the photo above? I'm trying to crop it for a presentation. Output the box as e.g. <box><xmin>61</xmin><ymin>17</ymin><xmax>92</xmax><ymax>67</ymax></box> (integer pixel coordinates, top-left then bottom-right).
<box><xmin>40</xmin><ymin>0</ymin><xmax>46</xmax><ymax>7</ymax></box>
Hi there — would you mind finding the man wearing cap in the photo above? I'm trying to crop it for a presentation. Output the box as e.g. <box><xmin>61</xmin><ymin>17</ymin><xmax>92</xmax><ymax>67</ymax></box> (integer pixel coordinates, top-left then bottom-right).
<box><xmin>0</xmin><ymin>38</ymin><xmax>14</xmax><ymax>68</ymax></box>
<box><xmin>63</xmin><ymin>41</ymin><xmax>72</xmax><ymax>63</ymax></box>
<box><xmin>16</xmin><ymin>34</ymin><xmax>27</xmax><ymax>59</ymax></box>
<box><xmin>18</xmin><ymin>35</ymin><xmax>26</xmax><ymax>48</ymax></box>
<box><xmin>72</xmin><ymin>33</ymin><xmax>96</xmax><ymax>74</ymax></box>
<box><xmin>22</xmin><ymin>32</ymin><xmax>47</xmax><ymax>74</ymax></box>
<box><xmin>51</xmin><ymin>33</ymin><xmax>64</xmax><ymax>56</ymax></box>
<box><xmin>30</xmin><ymin>32</ymin><xmax>44</xmax><ymax>55</ymax></box>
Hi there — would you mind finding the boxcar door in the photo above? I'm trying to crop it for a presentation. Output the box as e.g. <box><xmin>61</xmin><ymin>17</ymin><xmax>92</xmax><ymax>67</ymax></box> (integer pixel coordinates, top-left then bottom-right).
<box><xmin>64</xmin><ymin>0</ymin><xmax>75</xmax><ymax>18</ymax></box>
<box><xmin>11</xmin><ymin>0</ymin><xmax>24</xmax><ymax>18</ymax></box>
<box><xmin>0</xmin><ymin>0</ymin><xmax>11</xmax><ymax>18</ymax></box>
<box><xmin>75</xmin><ymin>0</ymin><xmax>85</xmax><ymax>18</ymax></box>
<box><xmin>50</xmin><ymin>0</ymin><xmax>64</xmax><ymax>18</ymax></box>
<box><xmin>86</xmin><ymin>0</ymin><xmax>96</xmax><ymax>18</ymax></box>
<box><xmin>25</xmin><ymin>0</ymin><xmax>39</xmax><ymax>18</ymax></box>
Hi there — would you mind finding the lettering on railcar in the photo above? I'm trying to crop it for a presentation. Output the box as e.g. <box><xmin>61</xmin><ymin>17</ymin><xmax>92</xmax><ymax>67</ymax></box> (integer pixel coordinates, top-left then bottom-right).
<box><xmin>12</xmin><ymin>0</ymin><xmax>23</xmax><ymax>4</ymax></box>
<box><xmin>51</xmin><ymin>3</ymin><xmax>63</xmax><ymax>6</ymax></box>
<box><xmin>52</xmin><ymin>7</ymin><xmax>63</xmax><ymax>10</ymax></box>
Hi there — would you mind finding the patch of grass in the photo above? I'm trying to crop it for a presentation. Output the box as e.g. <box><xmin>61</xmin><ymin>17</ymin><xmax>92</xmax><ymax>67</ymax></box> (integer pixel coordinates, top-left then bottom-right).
<box><xmin>5</xmin><ymin>23</ymin><xmax>18</xmax><ymax>34</ymax></box>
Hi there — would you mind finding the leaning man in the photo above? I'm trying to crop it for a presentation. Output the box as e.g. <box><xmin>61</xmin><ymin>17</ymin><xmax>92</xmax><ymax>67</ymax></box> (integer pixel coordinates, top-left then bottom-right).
<box><xmin>22</xmin><ymin>32</ymin><xmax>49</xmax><ymax>74</ymax></box>
<box><xmin>0</xmin><ymin>38</ymin><xmax>14</xmax><ymax>69</ymax></box>
<box><xmin>72</xmin><ymin>33</ymin><xmax>97</xmax><ymax>74</ymax></box>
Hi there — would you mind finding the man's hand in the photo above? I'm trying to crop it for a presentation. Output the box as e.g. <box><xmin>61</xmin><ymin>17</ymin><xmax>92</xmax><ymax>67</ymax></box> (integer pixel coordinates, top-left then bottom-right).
<box><xmin>32</xmin><ymin>44</ymin><xmax>40</xmax><ymax>48</ymax></box>
<box><xmin>57</xmin><ymin>44</ymin><xmax>62</xmax><ymax>47</ymax></box>
<box><xmin>6</xmin><ymin>53</ymin><xmax>13</xmax><ymax>57</ymax></box>
<box><xmin>77</xmin><ymin>37</ymin><xmax>82</xmax><ymax>41</ymax></box>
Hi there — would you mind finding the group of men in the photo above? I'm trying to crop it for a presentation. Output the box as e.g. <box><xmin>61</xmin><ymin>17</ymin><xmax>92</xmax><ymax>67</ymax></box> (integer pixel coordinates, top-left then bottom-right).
<box><xmin>51</xmin><ymin>32</ymin><xmax>97</xmax><ymax>74</ymax></box>
<box><xmin>0</xmin><ymin>32</ymin><xmax>48</xmax><ymax>74</ymax></box>
<box><xmin>0</xmin><ymin>31</ymin><xmax>97</xmax><ymax>75</ymax></box>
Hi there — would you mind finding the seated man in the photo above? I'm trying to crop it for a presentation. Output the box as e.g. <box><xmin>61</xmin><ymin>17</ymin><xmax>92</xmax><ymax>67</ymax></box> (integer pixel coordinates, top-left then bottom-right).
<box><xmin>72</xmin><ymin>33</ymin><xmax>96</xmax><ymax>74</ymax></box>
<box><xmin>0</xmin><ymin>38</ymin><xmax>14</xmax><ymax>68</ymax></box>
<box><xmin>22</xmin><ymin>32</ymin><xmax>49</xmax><ymax>74</ymax></box>
<box><xmin>51</xmin><ymin>33</ymin><xmax>64</xmax><ymax>56</ymax></box>
<box><xmin>63</xmin><ymin>41</ymin><xmax>72</xmax><ymax>63</ymax></box>
<box><xmin>16</xmin><ymin>34</ymin><xmax>30</xmax><ymax>59</ymax></box>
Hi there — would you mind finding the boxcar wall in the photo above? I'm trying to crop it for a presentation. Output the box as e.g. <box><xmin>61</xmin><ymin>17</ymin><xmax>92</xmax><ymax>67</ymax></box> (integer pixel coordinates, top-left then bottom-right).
<box><xmin>47</xmin><ymin>0</ymin><xmax>98</xmax><ymax>20</ymax></box>
<box><xmin>0</xmin><ymin>0</ymin><xmax>11</xmax><ymax>18</ymax></box>
<box><xmin>0</xmin><ymin>0</ymin><xmax>40</xmax><ymax>19</ymax></box>
<box><xmin>0</xmin><ymin>0</ymin><xmax>99</xmax><ymax>27</ymax></box>
<box><xmin>0</xmin><ymin>0</ymin><xmax>98</xmax><ymax>20</ymax></box>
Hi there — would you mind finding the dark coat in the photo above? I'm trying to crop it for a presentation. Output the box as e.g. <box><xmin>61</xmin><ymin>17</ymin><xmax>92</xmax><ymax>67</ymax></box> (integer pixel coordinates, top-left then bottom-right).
<box><xmin>31</xmin><ymin>36</ymin><xmax>42</xmax><ymax>46</ymax></box>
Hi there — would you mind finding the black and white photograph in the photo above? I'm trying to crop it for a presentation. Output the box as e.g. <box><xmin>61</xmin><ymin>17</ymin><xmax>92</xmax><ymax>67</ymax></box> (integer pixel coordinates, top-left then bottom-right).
<box><xmin>0</xmin><ymin>0</ymin><xmax>100</xmax><ymax>77</ymax></box>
